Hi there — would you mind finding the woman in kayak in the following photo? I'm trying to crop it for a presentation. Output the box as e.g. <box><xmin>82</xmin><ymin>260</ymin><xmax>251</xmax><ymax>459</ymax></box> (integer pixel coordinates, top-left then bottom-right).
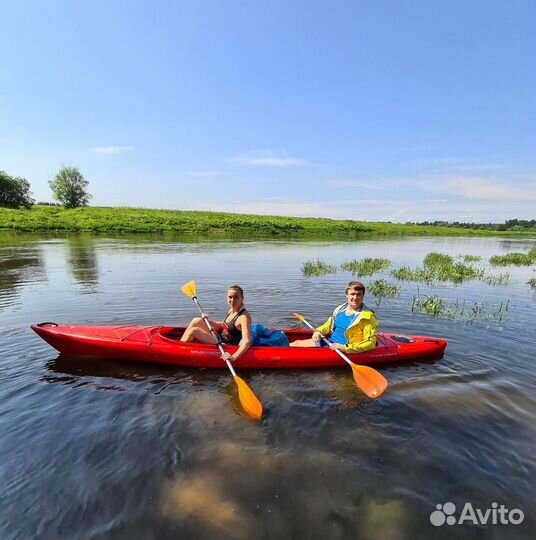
<box><xmin>180</xmin><ymin>284</ymin><xmax>252</xmax><ymax>362</ymax></box>
<box><xmin>290</xmin><ymin>281</ymin><xmax>378</xmax><ymax>353</ymax></box>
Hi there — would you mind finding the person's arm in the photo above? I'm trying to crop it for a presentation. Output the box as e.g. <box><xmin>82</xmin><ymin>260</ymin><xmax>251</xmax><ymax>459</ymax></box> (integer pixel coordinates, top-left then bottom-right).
<box><xmin>314</xmin><ymin>317</ymin><xmax>333</xmax><ymax>342</ymax></box>
<box><xmin>221</xmin><ymin>314</ymin><xmax>252</xmax><ymax>362</ymax></box>
<box><xmin>343</xmin><ymin>314</ymin><xmax>378</xmax><ymax>354</ymax></box>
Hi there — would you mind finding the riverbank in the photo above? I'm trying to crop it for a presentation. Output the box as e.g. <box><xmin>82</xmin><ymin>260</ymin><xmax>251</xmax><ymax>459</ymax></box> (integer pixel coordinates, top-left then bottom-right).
<box><xmin>1</xmin><ymin>206</ymin><xmax>534</xmax><ymax>237</ymax></box>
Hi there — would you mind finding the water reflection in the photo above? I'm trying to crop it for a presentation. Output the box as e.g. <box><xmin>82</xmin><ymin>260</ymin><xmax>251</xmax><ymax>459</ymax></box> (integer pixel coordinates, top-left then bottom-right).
<box><xmin>0</xmin><ymin>245</ymin><xmax>46</xmax><ymax>308</ymax></box>
<box><xmin>65</xmin><ymin>234</ymin><xmax>99</xmax><ymax>292</ymax></box>
<box><xmin>2</xmin><ymin>232</ymin><xmax>536</xmax><ymax>540</ymax></box>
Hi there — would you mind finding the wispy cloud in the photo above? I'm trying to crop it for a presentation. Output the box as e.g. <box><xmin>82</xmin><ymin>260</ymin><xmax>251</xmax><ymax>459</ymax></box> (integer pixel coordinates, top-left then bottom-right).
<box><xmin>91</xmin><ymin>146</ymin><xmax>133</xmax><ymax>155</ymax></box>
<box><xmin>413</xmin><ymin>156</ymin><xmax>507</xmax><ymax>175</ymax></box>
<box><xmin>326</xmin><ymin>178</ymin><xmax>413</xmax><ymax>190</ymax></box>
<box><xmin>231</xmin><ymin>150</ymin><xmax>308</xmax><ymax>167</ymax></box>
<box><xmin>416</xmin><ymin>176</ymin><xmax>536</xmax><ymax>202</ymax></box>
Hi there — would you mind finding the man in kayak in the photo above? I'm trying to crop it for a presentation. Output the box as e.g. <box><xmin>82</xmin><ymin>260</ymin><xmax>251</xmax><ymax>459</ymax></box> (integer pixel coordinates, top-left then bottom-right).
<box><xmin>290</xmin><ymin>281</ymin><xmax>378</xmax><ymax>353</ymax></box>
<box><xmin>180</xmin><ymin>285</ymin><xmax>253</xmax><ymax>362</ymax></box>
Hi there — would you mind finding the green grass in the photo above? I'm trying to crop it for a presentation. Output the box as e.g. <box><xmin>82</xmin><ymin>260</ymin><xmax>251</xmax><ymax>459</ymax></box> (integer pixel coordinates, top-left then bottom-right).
<box><xmin>340</xmin><ymin>257</ymin><xmax>391</xmax><ymax>276</ymax></box>
<box><xmin>489</xmin><ymin>247</ymin><xmax>536</xmax><ymax>266</ymax></box>
<box><xmin>1</xmin><ymin>205</ymin><xmax>535</xmax><ymax>237</ymax></box>
<box><xmin>301</xmin><ymin>259</ymin><xmax>338</xmax><ymax>277</ymax></box>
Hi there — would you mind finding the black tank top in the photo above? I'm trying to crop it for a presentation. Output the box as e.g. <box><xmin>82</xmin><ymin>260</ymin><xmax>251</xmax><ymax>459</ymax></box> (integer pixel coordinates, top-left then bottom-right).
<box><xmin>220</xmin><ymin>308</ymin><xmax>247</xmax><ymax>345</ymax></box>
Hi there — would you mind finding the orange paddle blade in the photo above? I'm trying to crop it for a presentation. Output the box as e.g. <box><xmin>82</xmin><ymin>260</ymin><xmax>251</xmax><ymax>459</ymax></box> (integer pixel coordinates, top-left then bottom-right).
<box><xmin>180</xmin><ymin>280</ymin><xmax>197</xmax><ymax>299</ymax></box>
<box><xmin>349</xmin><ymin>362</ymin><xmax>388</xmax><ymax>399</ymax></box>
<box><xmin>234</xmin><ymin>375</ymin><xmax>263</xmax><ymax>421</ymax></box>
<box><xmin>291</xmin><ymin>312</ymin><xmax>306</xmax><ymax>322</ymax></box>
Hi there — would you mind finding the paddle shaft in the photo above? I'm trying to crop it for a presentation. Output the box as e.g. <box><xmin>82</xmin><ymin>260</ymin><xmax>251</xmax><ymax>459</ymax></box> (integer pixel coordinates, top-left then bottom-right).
<box><xmin>191</xmin><ymin>296</ymin><xmax>237</xmax><ymax>377</ymax></box>
<box><xmin>298</xmin><ymin>316</ymin><xmax>354</xmax><ymax>368</ymax></box>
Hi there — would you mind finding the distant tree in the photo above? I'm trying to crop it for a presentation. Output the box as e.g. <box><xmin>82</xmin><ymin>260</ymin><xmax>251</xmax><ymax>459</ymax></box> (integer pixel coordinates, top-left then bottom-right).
<box><xmin>0</xmin><ymin>170</ymin><xmax>35</xmax><ymax>209</ymax></box>
<box><xmin>49</xmin><ymin>166</ymin><xmax>91</xmax><ymax>208</ymax></box>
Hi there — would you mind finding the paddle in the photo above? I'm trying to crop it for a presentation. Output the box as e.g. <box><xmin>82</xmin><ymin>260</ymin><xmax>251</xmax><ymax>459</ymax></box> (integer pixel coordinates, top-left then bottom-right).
<box><xmin>291</xmin><ymin>312</ymin><xmax>388</xmax><ymax>399</ymax></box>
<box><xmin>180</xmin><ymin>280</ymin><xmax>263</xmax><ymax>421</ymax></box>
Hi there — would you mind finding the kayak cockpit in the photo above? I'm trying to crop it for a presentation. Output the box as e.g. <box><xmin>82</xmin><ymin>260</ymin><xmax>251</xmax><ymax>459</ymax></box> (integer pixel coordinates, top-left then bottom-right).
<box><xmin>157</xmin><ymin>326</ymin><xmax>314</xmax><ymax>345</ymax></box>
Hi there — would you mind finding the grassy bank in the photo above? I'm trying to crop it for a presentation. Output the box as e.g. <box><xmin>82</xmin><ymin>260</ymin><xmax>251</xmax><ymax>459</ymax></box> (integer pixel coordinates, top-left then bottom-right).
<box><xmin>0</xmin><ymin>206</ymin><xmax>534</xmax><ymax>237</ymax></box>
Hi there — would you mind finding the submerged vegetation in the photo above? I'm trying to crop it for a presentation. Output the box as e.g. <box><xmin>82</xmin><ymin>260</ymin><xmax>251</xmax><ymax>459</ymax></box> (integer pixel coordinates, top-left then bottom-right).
<box><xmin>489</xmin><ymin>247</ymin><xmax>536</xmax><ymax>266</ymax></box>
<box><xmin>528</xmin><ymin>278</ymin><xmax>536</xmax><ymax>289</ymax></box>
<box><xmin>301</xmin><ymin>259</ymin><xmax>338</xmax><ymax>277</ymax></box>
<box><xmin>368</xmin><ymin>279</ymin><xmax>400</xmax><ymax>305</ymax></box>
<box><xmin>483</xmin><ymin>272</ymin><xmax>510</xmax><ymax>286</ymax></box>
<box><xmin>412</xmin><ymin>294</ymin><xmax>510</xmax><ymax>324</ymax></box>
<box><xmin>460</xmin><ymin>254</ymin><xmax>482</xmax><ymax>262</ymax></box>
<box><xmin>391</xmin><ymin>252</ymin><xmax>484</xmax><ymax>283</ymax></box>
<box><xmin>340</xmin><ymin>258</ymin><xmax>391</xmax><ymax>276</ymax></box>
<box><xmin>301</xmin><ymin>250</ymin><xmax>533</xmax><ymax>293</ymax></box>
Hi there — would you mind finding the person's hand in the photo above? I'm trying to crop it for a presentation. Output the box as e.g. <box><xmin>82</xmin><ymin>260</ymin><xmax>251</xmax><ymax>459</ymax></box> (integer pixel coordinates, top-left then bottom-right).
<box><xmin>329</xmin><ymin>343</ymin><xmax>346</xmax><ymax>352</ymax></box>
<box><xmin>221</xmin><ymin>351</ymin><xmax>235</xmax><ymax>362</ymax></box>
<box><xmin>312</xmin><ymin>331</ymin><xmax>322</xmax><ymax>343</ymax></box>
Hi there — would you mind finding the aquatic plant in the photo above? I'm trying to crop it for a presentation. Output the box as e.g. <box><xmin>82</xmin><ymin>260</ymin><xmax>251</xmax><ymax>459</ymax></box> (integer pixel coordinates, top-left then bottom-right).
<box><xmin>411</xmin><ymin>295</ymin><xmax>445</xmax><ymax>316</ymax></box>
<box><xmin>528</xmin><ymin>278</ymin><xmax>536</xmax><ymax>289</ymax></box>
<box><xmin>483</xmin><ymin>272</ymin><xmax>510</xmax><ymax>286</ymax></box>
<box><xmin>301</xmin><ymin>259</ymin><xmax>337</xmax><ymax>277</ymax></box>
<box><xmin>392</xmin><ymin>252</ymin><xmax>483</xmax><ymax>283</ymax></box>
<box><xmin>459</xmin><ymin>254</ymin><xmax>482</xmax><ymax>262</ymax></box>
<box><xmin>411</xmin><ymin>294</ymin><xmax>510</xmax><ymax>324</ymax></box>
<box><xmin>391</xmin><ymin>266</ymin><xmax>435</xmax><ymax>282</ymax></box>
<box><xmin>489</xmin><ymin>247</ymin><xmax>536</xmax><ymax>266</ymax></box>
<box><xmin>423</xmin><ymin>252</ymin><xmax>453</xmax><ymax>268</ymax></box>
<box><xmin>340</xmin><ymin>257</ymin><xmax>391</xmax><ymax>276</ymax></box>
<box><xmin>368</xmin><ymin>279</ymin><xmax>400</xmax><ymax>305</ymax></box>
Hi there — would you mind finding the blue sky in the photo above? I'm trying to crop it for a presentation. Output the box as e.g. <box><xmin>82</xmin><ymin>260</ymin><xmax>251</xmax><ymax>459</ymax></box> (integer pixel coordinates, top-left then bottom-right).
<box><xmin>1</xmin><ymin>0</ymin><xmax>535</xmax><ymax>222</ymax></box>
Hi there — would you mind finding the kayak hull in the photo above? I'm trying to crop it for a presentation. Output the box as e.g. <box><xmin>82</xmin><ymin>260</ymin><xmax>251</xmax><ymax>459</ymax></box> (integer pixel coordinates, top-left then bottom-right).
<box><xmin>31</xmin><ymin>323</ymin><xmax>447</xmax><ymax>369</ymax></box>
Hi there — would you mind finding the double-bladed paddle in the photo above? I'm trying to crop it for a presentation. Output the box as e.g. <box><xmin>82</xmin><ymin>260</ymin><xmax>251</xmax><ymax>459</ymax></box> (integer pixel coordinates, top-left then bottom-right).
<box><xmin>180</xmin><ymin>280</ymin><xmax>263</xmax><ymax>421</ymax></box>
<box><xmin>291</xmin><ymin>312</ymin><xmax>388</xmax><ymax>399</ymax></box>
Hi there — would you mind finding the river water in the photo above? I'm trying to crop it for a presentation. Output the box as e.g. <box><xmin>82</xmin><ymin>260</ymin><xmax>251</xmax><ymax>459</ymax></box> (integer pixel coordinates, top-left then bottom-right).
<box><xmin>1</xmin><ymin>232</ymin><xmax>535</xmax><ymax>540</ymax></box>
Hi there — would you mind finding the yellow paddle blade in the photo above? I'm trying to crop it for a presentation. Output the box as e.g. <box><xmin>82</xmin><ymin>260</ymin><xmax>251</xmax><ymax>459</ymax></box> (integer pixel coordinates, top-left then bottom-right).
<box><xmin>234</xmin><ymin>375</ymin><xmax>263</xmax><ymax>421</ymax></box>
<box><xmin>349</xmin><ymin>362</ymin><xmax>388</xmax><ymax>399</ymax></box>
<box><xmin>180</xmin><ymin>280</ymin><xmax>197</xmax><ymax>299</ymax></box>
<box><xmin>291</xmin><ymin>312</ymin><xmax>305</xmax><ymax>322</ymax></box>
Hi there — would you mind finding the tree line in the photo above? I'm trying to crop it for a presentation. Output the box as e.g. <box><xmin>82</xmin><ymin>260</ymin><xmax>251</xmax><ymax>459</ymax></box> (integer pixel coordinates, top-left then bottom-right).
<box><xmin>408</xmin><ymin>219</ymin><xmax>536</xmax><ymax>232</ymax></box>
<box><xmin>0</xmin><ymin>166</ymin><xmax>91</xmax><ymax>209</ymax></box>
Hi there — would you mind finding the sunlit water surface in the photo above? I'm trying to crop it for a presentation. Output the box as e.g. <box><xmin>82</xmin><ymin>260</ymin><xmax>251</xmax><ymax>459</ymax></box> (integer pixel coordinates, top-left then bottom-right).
<box><xmin>1</xmin><ymin>232</ymin><xmax>535</xmax><ymax>540</ymax></box>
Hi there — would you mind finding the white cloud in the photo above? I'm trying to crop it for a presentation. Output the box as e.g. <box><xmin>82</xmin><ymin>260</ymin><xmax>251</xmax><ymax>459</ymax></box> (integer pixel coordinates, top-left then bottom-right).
<box><xmin>231</xmin><ymin>150</ymin><xmax>308</xmax><ymax>167</ymax></box>
<box><xmin>91</xmin><ymin>146</ymin><xmax>133</xmax><ymax>155</ymax></box>
<box><xmin>326</xmin><ymin>178</ymin><xmax>415</xmax><ymax>190</ymax></box>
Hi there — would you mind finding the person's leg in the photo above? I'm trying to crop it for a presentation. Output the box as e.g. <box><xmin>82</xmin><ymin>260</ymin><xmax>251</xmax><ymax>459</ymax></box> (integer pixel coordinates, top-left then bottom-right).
<box><xmin>180</xmin><ymin>317</ymin><xmax>218</xmax><ymax>343</ymax></box>
<box><xmin>289</xmin><ymin>338</ymin><xmax>316</xmax><ymax>348</ymax></box>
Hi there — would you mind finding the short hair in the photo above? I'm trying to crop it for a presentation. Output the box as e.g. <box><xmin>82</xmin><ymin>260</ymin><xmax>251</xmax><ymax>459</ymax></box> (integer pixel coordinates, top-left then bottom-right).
<box><xmin>345</xmin><ymin>281</ymin><xmax>365</xmax><ymax>294</ymax></box>
<box><xmin>227</xmin><ymin>285</ymin><xmax>244</xmax><ymax>298</ymax></box>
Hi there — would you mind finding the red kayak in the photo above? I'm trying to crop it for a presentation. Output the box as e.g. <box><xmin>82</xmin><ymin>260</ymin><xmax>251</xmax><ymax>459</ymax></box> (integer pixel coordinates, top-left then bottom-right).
<box><xmin>31</xmin><ymin>323</ymin><xmax>447</xmax><ymax>369</ymax></box>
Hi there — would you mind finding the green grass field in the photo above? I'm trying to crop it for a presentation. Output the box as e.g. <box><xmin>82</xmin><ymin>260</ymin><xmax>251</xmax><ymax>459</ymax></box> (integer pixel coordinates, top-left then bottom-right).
<box><xmin>0</xmin><ymin>205</ymin><xmax>534</xmax><ymax>237</ymax></box>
